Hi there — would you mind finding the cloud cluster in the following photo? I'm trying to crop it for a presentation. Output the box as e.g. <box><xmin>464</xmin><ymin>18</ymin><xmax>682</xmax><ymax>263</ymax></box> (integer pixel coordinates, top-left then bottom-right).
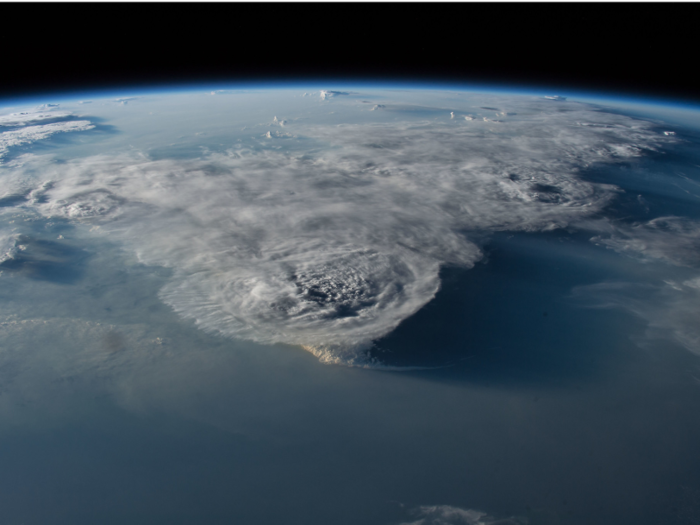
<box><xmin>0</xmin><ymin>231</ymin><xmax>21</xmax><ymax>264</ymax></box>
<box><xmin>0</xmin><ymin>97</ymin><xmax>677</xmax><ymax>365</ymax></box>
<box><xmin>319</xmin><ymin>90</ymin><xmax>350</xmax><ymax>100</ymax></box>
<box><xmin>0</xmin><ymin>106</ymin><xmax>94</xmax><ymax>160</ymax></box>
<box><xmin>591</xmin><ymin>216</ymin><xmax>700</xmax><ymax>268</ymax></box>
<box><xmin>573</xmin><ymin>215</ymin><xmax>700</xmax><ymax>355</ymax></box>
<box><xmin>0</xmin><ymin>121</ymin><xmax>94</xmax><ymax>160</ymax></box>
<box><xmin>0</xmin><ymin>110</ymin><xmax>71</xmax><ymax>127</ymax></box>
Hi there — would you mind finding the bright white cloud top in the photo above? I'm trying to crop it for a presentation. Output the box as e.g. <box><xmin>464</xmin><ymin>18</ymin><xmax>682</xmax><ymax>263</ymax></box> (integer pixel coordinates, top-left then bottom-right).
<box><xmin>0</xmin><ymin>105</ymin><xmax>94</xmax><ymax>159</ymax></box>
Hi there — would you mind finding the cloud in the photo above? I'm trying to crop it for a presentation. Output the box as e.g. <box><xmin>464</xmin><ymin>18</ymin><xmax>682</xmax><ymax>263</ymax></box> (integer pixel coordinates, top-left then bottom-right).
<box><xmin>1</xmin><ymin>97</ymin><xmax>676</xmax><ymax>366</ymax></box>
<box><xmin>0</xmin><ymin>231</ymin><xmax>21</xmax><ymax>264</ymax></box>
<box><xmin>399</xmin><ymin>505</ymin><xmax>525</xmax><ymax>525</ymax></box>
<box><xmin>578</xmin><ymin>216</ymin><xmax>700</xmax><ymax>355</ymax></box>
<box><xmin>571</xmin><ymin>278</ymin><xmax>700</xmax><ymax>355</ymax></box>
<box><xmin>319</xmin><ymin>90</ymin><xmax>350</xmax><ymax>100</ymax></box>
<box><xmin>590</xmin><ymin>216</ymin><xmax>700</xmax><ymax>268</ymax></box>
<box><xmin>0</xmin><ymin>121</ymin><xmax>95</xmax><ymax>160</ymax></box>
<box><xmin>0</xmin><ymin>106</ymin><xmax>96</xmax><ymax>161</ymax></box>
<box><xmin>0</xmin><ymin>109</ymin><xmax>71</xmax><ymax>127</ymax></box>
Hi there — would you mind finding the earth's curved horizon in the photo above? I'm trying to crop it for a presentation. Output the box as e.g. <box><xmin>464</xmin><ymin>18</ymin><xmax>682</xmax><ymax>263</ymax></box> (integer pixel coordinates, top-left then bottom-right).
<box><xmin>2</xmin><ymin>84</ymin><xmax>700</xmax><ymax>525</ymax></box>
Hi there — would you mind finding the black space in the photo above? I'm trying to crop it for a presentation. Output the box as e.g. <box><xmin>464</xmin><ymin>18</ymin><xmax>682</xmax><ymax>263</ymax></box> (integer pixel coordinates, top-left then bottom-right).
<box><xmin>1</xmin><ymin>3</ymin><xmax>696</xmax><ymax>103</ymax></box>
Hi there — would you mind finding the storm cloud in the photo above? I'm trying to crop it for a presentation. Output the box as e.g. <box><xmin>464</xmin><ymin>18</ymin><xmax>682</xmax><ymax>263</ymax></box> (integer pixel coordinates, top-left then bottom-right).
<box><xmin>0</xmin><ymin>97</ymin><xmax>677</xmax><ymax>365</ymax></box>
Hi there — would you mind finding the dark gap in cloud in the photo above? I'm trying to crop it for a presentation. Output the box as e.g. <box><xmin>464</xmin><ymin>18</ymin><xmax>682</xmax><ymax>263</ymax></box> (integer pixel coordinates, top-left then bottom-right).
<box><xmin>372</xmin><ymin>230</ymin><xmax>638</xmax><ymax>382</ymax></box>
<box><xmin>0</xmin><ymin>194</ymin><xmax>28</xmax><ymax>207</ymax></box>
<box><xmin>530</xmin><ymin>183</ymin><xmax>562</xmax><ymax>195</ymax></box>
<box><xmin>73</xmin><ymin>116</ymin><xmax>120</xmax><ymax>136</ymax></box>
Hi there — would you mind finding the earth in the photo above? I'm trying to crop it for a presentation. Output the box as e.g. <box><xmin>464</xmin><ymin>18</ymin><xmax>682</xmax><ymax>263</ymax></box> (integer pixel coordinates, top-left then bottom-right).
<box><xmin>1</xmin><ymin>86</ymin><xmax>700</xmax><ymax>525</ymax></box>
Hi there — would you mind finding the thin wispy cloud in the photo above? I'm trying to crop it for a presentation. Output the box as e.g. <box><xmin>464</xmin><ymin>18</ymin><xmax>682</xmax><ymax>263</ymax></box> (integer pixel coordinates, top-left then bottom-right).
<box><xmin>399</xmin><ymin>504</ymin><xmax>525</xmax><ymax>525</ymax></box>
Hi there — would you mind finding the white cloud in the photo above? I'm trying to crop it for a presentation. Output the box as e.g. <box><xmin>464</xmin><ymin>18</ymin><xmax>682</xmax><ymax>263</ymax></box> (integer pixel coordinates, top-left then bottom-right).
<box><xmin>591</xmin><ymin>216</ymin><xmax>700</xmax><ymax>268</ymax></box>
<box><xmin>0</xmin><ymin>120</ymin><xmax>94</xmax><ymax>159</ymax></box>
<box><xmin>271</xmin><ymin>116</ymin><xmax>286</xmax><ymax>126</ymax></box>
<box><xmin>0</xmin><ymin>110</ymin><xmax>71</xmax><ymax>127</ymax></box>
<box><xmin>1</xmin><ymin>98</ymin><xmax>676</xmax><ymax>366</ymax></box>
<box><xmin>0</xmin><ymin>231</ymin><xmax>21</xmax><ymax>264</ymax></box>
<box><xmin>319</xmin><ymin>90</ymin><xmax>349</xmax><ymax>100</ymax></box>
<box><xmin>0</xmin><ymin>106</ymin><xmax>95</xmax><ymax>161</ymax></box>
<box><xmin>577</xmin><ymin>217</ymin><xmax>700</xmax><ymax>355</ymax></box>
<box><xmin>399</xmin><ymin>505</ymin><xmax>525</xmax><ymax>525</ymax></box>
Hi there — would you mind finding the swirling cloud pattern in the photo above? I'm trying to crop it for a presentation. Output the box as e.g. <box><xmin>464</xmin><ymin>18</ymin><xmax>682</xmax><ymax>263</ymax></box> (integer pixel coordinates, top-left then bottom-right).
<box><xmin>0</xmin><ymin>95</ymin><xmax>677</xmax><ymax>365</ymax></box>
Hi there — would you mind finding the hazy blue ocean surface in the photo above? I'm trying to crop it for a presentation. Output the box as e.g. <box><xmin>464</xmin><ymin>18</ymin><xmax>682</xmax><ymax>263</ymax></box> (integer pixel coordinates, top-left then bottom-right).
<box><xmin>1</xmin><ymin>87</ymin><xmax>700</xmax><ymax>525</ymax></box>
